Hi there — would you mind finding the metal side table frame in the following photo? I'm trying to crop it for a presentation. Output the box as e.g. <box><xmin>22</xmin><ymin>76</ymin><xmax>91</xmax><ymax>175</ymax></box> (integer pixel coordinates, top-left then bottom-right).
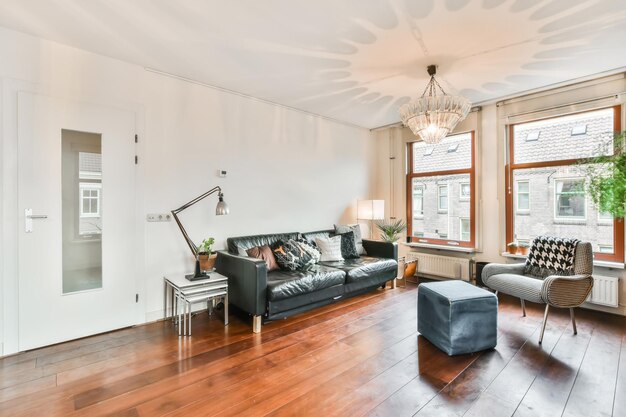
<box><xmin>164</xmin><ymin>273</ymin><xmax>228</xmax><ymax>336</ymax></box>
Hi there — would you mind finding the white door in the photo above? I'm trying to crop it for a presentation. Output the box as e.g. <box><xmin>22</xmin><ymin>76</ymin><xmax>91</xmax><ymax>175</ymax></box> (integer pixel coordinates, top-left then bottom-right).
<box><xmin>18</xmin><ymin>92</ymin><xmax>138</xmax><ymax>351</ymax></box>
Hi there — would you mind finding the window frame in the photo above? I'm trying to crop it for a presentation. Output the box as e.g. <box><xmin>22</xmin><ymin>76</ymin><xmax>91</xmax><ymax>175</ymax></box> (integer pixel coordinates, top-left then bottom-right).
<box><xmin>459</xmin><ymin>217</ymin><xmax>470</xmax><ymax>242</ymax></box>
<box><xmin>437</xmin><ymin>184</ymin><xmax>449</xmax><ymax>213</ymax></box>
<box><xmin>506</xmin><ymin>105</ymin><xmax>624</xmax><ymax>263</ymax></box>
<box><xmin>412</xmin><ymin>184</ymin><xmax>424</xmax><ymax>219</ymax></box>
<box><xmin>459</xmin><ymin>182</ymin><xmax>470</xmax><ymax>201</ymax></box>
<box><xmin>407</xmin><ymin>131</ymin><xmax>476</xmax><ymax>249</ymax></box>
<box><xmin>515</xmin><ymin>180</ymin><xmax>530</xmax><ymax>213</ymax></box>
<box><xmin>553</xmin><ymin>177</ymin><xmax>587</xmax><ymax>221</ymax></box>
<box><xmin>79</xmin><ymin>182</ymin><xmax>101</xmax><ymax>218</ymax></box>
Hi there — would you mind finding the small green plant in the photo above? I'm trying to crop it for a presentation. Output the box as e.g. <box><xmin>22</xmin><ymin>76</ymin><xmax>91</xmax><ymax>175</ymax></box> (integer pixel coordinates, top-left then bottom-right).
<box><xmin>578</xmin><ymin>132</ymin><xmax>626</xmax><ymax>219</ymax></box>
<box><xmin>375</xmin><ymin>219</ymin><xmax>407</xmax><ymax>242</ymax></box>
<box><xmin>197</xmin><ymin>237</ymin><xmax>215</xmax><ymax>255</ymax></box>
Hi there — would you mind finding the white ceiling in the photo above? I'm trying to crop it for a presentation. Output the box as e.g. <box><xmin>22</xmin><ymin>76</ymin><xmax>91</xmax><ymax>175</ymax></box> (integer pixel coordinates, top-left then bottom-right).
<box><xmin>1</xmin><ymin>0</ymin><xmax>626</xmax><ymax>129</ymax></box>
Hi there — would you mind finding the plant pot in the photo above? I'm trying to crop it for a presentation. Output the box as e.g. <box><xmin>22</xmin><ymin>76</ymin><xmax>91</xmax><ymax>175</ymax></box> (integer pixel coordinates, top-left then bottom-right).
<box><xmin>507</xmin><ymin>246</ymin><xmax>518</xmax><ymax>255</ymax></box>
<box><xmin>518</xmin><ymin>247</ymin><xmax>529</xmax><ymax>256</ymax></box>
<box><xmin>198</xmin><ymin>253</ymin><xmax>217</xmax><ymax>271</ymax></box>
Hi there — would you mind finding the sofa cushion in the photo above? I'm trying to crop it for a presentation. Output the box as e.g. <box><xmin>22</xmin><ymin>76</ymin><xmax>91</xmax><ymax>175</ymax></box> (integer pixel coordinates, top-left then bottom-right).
<box><xmin>246</xmin><ymin>245</ymin><xmax>279</xmax><ymax>271</ymax></box>
<box><xmin>315</xmin><ymin>235</ymin><xmax>344</xmax><ymax>262</ymax></box>
<box><xmin>267</xmin><ymin>265</ymin><xmax>346</xmax><ymax>301</ymax></box>
<box><xmin>334</xmin><ymin>224</ymin><xmax>365</xmax><ymax>255</ymax></box>
<box><xmin>337</xmin><ymin>231</ymin><xmax>360</xmax><ymax>260</ymax></box>
<box><xmin>319</xmin><ymin>256</ymin><xmax>397</xmax><ymax>283</ymax></box>
<box><xmin>487</xmin><ymin>273</ymin><xmax>544</xmax><ymax>304</ymax></box>
<box><xmin>272</xmin><ymin>239</ymin><xmax>315</xmax><ymax>271</ymax></box>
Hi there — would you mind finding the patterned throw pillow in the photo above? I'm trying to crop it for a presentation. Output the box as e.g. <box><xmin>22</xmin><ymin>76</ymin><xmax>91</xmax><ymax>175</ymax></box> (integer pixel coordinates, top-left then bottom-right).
<box><xmin>315</xmin><ymin>236</ymin><xmax>344</xmax><ymax>262</ymax></box>
<box><xmin>294</xmin><ymin>238</ymin><xmax>321</xmax><ymax>264</ymax></box>
<box><xmin>272</xmin><ymin>239</ymin><xmax>314</xmax><ymax>271</ymax></box>
<box><xmin>337</xmin><ymin>231</ymin><xmax>360</xmax><ymax>259</ymax></box>
<box><xmin>334</xmin><ymin>224</ymin><xmax>365</xmax><ymax>255</ymax></box>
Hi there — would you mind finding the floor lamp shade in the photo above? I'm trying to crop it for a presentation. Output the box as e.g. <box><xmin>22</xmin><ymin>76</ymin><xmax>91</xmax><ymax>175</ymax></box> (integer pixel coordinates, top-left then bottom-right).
<box><xmin>357</xmin><ymin>200</ymin><xmax>385</xmax><ymax>220</ymax></box>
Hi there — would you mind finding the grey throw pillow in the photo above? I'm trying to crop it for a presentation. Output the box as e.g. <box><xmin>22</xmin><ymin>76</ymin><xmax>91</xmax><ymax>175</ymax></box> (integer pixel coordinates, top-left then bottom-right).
<box><xmin>334</xmin><ymin>224</ymin><xmax>365</xmax><ymax>255</ymax></box>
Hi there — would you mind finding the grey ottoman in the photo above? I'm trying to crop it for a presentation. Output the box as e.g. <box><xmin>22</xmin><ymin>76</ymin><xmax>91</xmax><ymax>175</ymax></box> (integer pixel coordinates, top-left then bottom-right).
<box><xmin>418</xmin><ymin>280</ymin><xmax>497</xmax><ymax>356</ymax></box>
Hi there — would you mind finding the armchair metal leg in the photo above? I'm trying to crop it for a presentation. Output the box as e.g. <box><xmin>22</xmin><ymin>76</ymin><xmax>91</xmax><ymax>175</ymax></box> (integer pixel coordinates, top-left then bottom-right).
<box><xmin>539</xmin><ymin>305</ymin><xmax>550</xmax><ymax>345</ymax></box>
<box><xmin>495</xmin><ymin>290</ymin><xmax>499</xmax><ymax>297</ymax></box>
<box><xmin>520</xmin><ymin>299</ymin><xmax>526</xmax><ymax>317</ymax></box>
<box><xmin>570</xmin><ymin>308</ymin><xmax>577</xmax><ymax>335</ymax></box>
<box><xmin>252</xmin><ymin>315</ymin><xmax>262</xmax><ymax>334</ymax></box>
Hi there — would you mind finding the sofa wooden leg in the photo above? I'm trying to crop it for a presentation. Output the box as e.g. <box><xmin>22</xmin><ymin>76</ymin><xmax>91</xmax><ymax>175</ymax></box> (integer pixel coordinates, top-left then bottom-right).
<box><xmin>252</xmin><ymin>315</ymin><xmax>262</xmax><ymax>334</ymax></box>
<box><xmin>570</xmin><ymin>308</ymin><xmax>577</xmax><ymax>335</ymax></box>
<box><xmin>391</xmin><ymin>279</ymin><xmax>397</xmax><ymax>289</ymax></box>
<box><xmin>539</xmin><ymin>305</ymin><xmax>550</xmax><ymax>345</ymax></box>
<box><xmin>520</xmin><ymin>299</ymin><xmax>526</xmax><ymax>317</ymax></box>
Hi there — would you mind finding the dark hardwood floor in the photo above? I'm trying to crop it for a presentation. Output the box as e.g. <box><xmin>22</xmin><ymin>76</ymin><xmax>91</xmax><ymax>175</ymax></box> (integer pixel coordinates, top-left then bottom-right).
<box><xmin>0</xmin><ymin>281</ymin><xmax>625</xmax><ymax>417</ymax></box>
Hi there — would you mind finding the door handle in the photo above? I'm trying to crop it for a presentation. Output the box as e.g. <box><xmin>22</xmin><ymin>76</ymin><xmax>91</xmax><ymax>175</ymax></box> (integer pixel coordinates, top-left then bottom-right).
<box><xmin>25</xmin><ymin>209</ymin><xmax>48</xmax><ymax>233</ymax></box>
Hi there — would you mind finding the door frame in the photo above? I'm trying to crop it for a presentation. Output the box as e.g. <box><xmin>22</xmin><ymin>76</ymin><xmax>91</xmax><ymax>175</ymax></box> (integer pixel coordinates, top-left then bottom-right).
<box><xmin>1</xmin><ymin>79</ymin><xmax>146</xmax><ymax>356</ymax></box>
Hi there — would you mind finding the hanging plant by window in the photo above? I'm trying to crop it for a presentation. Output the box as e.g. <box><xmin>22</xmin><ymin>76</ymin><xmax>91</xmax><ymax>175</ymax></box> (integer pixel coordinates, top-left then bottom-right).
<box><xmin>579</xmin><ymin>132</ymin><xmax>626</xmax><ymax>219</ymax></box>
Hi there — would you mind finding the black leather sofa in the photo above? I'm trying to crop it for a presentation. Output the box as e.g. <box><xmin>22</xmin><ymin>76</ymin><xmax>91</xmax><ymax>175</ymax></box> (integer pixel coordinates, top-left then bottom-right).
<box><xmin>216</xmin><ymin>229</ymin><xmax>398</xmax><ymax>333</ymax></box>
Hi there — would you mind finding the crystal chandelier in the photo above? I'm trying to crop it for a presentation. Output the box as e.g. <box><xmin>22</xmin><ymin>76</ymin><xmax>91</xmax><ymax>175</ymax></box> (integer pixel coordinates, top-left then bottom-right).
<box><xmin>399</xmin><ymin>65</ymin><xmax>471</xmax><ymax>144</ymax></box>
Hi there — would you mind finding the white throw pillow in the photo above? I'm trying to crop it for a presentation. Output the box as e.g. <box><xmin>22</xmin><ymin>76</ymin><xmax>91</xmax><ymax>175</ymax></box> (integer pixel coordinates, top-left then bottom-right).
<box><xmin>315</xmin><ymin>235</ymin><xmax>344</xmax><ymax>262</ymax></box>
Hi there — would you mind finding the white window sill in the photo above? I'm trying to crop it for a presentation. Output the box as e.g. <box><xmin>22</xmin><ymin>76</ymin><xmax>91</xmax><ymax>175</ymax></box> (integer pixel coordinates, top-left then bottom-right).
<box><xmin>403</xmin><ymin>242</ymin><xmax>476</xmax><ymax>253</ymax></box>
<box><xmin>500</xmin><ymin>252</ymin><xmax>624</xmax><ymax>269</ymax></box>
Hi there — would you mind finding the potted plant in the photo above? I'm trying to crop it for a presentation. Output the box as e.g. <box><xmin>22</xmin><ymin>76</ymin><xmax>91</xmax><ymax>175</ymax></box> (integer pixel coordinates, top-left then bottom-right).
<box><xmin>375</xmin><ymin>219</ymin><xmax>407</xmax><ymax>242</ymax></box>
<box><xmin>197</xmin><ymin>237</ymin><xmax>216</xmax><ymax>271</ymax></box>
<box><xmin>507</xmin><ymin>242</ymin><xmax>518</xmax><ymax>255</ymax></box>
<box><xmin>578</xmin><ymin>132</ymin><xmax>626</xmax><ymax>219</ymax></box>
<box><xmin>517</xmin><ymin>241</ymin><xmax>530</xmax><ymax>256</ymax></box>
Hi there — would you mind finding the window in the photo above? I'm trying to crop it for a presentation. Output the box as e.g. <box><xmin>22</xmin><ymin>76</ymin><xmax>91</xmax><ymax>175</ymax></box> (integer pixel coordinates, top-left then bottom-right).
<box><xmin>598</xmin><ymin>245</ymin><xmax>614</xmax><ymax>254</ymax></box>
<box><xmin>460</xmin><ymin>218</ymin><xmax>470</xmax><ymax>241</ymax></box>
<box><xmin>413</xmin><ymin>185</ymin><xmax>424</xmax><ymax>218</ymax></box>
<box><xmin>571</xmin><ymin>125</ymin><xmax>587</xmax><ymax>136</ymax></box>
<box><xmin>516</xmin><ymin>180</ymin><xmax>530</xmax><ymax>212</ymax></box>
<box><xmin>507</xmin><ymin>106</ymin><xmax>623</xmax><ymax>263</ymax></box>
<box><xmin>438</xmin><ymin>185</ymin><xmax>448</xmax><ymax>212</ymax></box>
<box><xmin>407</xmin><ymin>132</ymin><xmax>475</xmax><ymax>248</ymax></box>
<box><xmin>447</xmin><ymin>143</ymin><xmax>459</xmax><ymax>153</ymax></box>
<box><xmin>459</xmin><ymin>183</ymin><xmax>470</xmax><ymax>200</ymax></box>
<box><xmin>599</xmin><ymin>211</ymin><xmax>613</xmax><ymax>222</ymax></box>
<box><xmin>554</xmin><ymin>178</ymin><xmax>586</xmax><ymax>219</ymax></box>
<box><xmin>525</xmin><ymin>131</ymin><xmax>540</xmax><ymax>142</ymax></box>
<box><xmin>80</xmin><ymin>183</ymin><xmax>101</xmax><ymax>218</ymax></box>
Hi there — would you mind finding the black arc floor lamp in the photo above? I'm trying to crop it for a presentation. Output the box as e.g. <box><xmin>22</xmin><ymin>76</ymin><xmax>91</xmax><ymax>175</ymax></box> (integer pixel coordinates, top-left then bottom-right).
<box><xmin>171</xmin><ymin>186</ymin><xmax>229</xmax><ymax>281</ymax></box>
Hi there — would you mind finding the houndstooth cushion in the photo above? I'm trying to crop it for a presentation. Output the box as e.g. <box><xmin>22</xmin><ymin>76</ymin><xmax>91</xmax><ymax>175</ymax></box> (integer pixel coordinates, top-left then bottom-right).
<box><xmin>524</xmin><ymin>236</ymin><xmax>579</xmax><ymax>278</ymax></box>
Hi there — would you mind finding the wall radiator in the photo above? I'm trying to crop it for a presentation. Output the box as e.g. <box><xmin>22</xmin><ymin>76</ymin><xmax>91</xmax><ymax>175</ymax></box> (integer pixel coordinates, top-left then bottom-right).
<box><xmin>406</xmin><ymin>253</ymin><xmax>470</xmax><ymax>281</ymax></box>
<box><xmin>586</xmin><ymin>275</ymin><xmax>619</xmax><ymax>307</ymax></box>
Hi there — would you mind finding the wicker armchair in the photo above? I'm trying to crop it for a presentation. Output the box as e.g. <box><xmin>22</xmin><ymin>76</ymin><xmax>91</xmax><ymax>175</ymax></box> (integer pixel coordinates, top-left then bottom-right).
<box><xmin>482</xmin><ymin>241</ymin><xmax>594</xmax><ymax>344</ymax></box>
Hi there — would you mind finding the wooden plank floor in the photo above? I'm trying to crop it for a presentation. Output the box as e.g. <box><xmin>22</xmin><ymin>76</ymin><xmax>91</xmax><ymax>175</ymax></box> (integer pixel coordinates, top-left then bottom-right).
<box><xmin>0</xmin><ymin>282</ymin><xmax>625</xmax><ymax>417</ymax></box>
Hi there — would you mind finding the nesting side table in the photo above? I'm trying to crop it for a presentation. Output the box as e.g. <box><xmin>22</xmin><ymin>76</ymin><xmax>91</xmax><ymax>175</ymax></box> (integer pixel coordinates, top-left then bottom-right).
<box><xmin>164</xmin><ymin>273</ymin><xmax>228</xmax><ymax>336</ymax></box>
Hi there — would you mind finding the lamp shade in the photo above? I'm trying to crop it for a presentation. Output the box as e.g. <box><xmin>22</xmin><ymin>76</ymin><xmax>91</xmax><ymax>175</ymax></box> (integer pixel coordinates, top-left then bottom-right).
<box><xmin>357</xmin><ymin>200</ymin><xmax>384</xmax><ymax>220</ymax></box>
<box><xmin>215</xmin><ymin>192</ymin><xmax>229</xmax><ymax>215</ymax></box>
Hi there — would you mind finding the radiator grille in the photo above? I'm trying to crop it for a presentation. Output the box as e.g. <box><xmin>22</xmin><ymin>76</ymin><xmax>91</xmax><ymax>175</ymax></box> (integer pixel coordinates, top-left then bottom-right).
<box><xmin>586</xmin><ymin>275</ymin><xmax>619</xmax><ymax>307</ymax></box>
<box><xmin>406</xmin><ymin>252</ymin><xmax>470</xmax><ymax>281</ymax></box>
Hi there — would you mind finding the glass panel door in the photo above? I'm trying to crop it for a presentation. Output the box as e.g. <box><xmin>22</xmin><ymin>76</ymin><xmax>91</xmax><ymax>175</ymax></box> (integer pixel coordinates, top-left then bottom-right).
<box><xmin>61</xmin><ymin>129</ymin><xmax>103</xmax><ymax>294</ymax></box>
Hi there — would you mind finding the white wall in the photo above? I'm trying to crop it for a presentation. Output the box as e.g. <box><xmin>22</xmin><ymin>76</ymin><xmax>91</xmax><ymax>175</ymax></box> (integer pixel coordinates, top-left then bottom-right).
<box><xmin>0</xmin><ymin>27</ymin><xmax>376</xmax><ymax>354</ymax></box>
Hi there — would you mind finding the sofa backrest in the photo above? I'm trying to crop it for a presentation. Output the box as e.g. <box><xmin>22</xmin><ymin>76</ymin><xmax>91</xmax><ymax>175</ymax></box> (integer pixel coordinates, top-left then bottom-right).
<box><xmin>227</xmin><ymin>232</ymin><xmax>299</xmax><ymax>255</ymax></box>
<box><xmin>574</xmin><ymin>241</ymin><xmax>593</xmax><ymax>275</ymax></box>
